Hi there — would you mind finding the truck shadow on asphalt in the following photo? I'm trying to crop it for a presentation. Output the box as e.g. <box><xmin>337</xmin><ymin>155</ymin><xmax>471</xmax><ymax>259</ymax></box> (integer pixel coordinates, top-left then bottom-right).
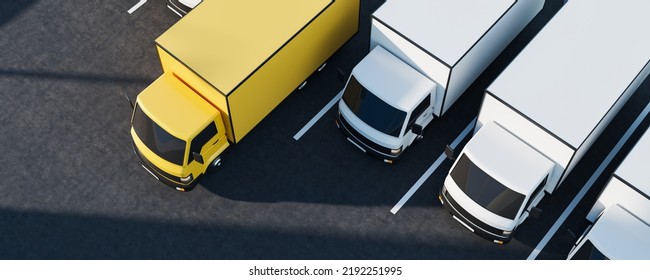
<box><xmin>0</xmin><ymin>0</ymin><xmax>36</xmax><ymax>26</ymax></box>
<box><xmin>194</xmin><ymin>107</ymin><xmax>466</xmax><ymax>207</ymax></box>
<box><xmin>0</xmin><ymin>208</ymin><xmax>520</xmax><ymax>259</ymax></box>
<box><xmin>0</xmin><ymin>69</ymin><xmax>154</xmax><ymax>85</ymax></box>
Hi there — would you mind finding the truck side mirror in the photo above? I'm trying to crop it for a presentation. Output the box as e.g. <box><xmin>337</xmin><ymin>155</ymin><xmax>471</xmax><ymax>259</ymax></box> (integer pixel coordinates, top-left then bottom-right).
<box><xmin>411</xmin><ymin>124</ymin><xmax>423</xmax><ymax>135</ymax></box>
<box><xmin>529</xmin><ymin>207</ymin><xmax>543</xmax><ymax>219</ymax></box>
<box><xmin>444</xmin><ymin>145</ymin><xmax>456</xmax><ymax>160</ymax></box>
<box><xmin>337</xmin><ymin>69</ymin><xmax>347</xmax><ymax>83</ymax></box>
<box><xmin>192</xmin><ymin>152</ymin><xmax>204</xmax><ymax>164</ymax></box>
<box><xmin>125</xmin><ymin>94</ymin><xmax>134</xmax><ymax>110</ymax></box>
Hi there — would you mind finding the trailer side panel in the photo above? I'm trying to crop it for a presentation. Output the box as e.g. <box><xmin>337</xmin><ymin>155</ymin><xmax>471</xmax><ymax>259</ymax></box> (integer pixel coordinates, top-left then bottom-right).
<box><xmin>444</xmin><ymin>0</ymin><xmax>543</xmax><ymax>115</ymax></box>
<box><xmin>229</xmin><ymin>0</ymin><xmax>359</xmax><ymax>142</ymax></box>
<box><xmin>567</xmin><ymin>61</ymin><xmax>650</xmax><ymax>181</ymax></box>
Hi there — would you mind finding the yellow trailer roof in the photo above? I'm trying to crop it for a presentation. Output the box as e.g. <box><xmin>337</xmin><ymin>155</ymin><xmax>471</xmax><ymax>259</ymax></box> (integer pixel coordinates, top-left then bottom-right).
<box><xmin>156</xmin><ymin>0</ymin><xmax>332</xmax><ymax>96</ymax></box>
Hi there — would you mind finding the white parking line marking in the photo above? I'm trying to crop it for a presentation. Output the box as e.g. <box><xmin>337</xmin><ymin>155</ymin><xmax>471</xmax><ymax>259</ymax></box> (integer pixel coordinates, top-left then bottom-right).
<box><xmin>390</xmin><ymin>118</ymin><xmax>476</xmax><ymax>214</ymax></box>
<box><xmin>527</xmin><ymin>101</ymin><xmax>650</xmax><ymax>260</ymax></box>
<box><xmin>293</xmin><ymin>91</ymin><xmax>343</xmax><ymax>140</ymax></box>
<box><xmin>127</xmin><ymin>0</ymin><xmax>148</xmax><ymax>14</ymax></box>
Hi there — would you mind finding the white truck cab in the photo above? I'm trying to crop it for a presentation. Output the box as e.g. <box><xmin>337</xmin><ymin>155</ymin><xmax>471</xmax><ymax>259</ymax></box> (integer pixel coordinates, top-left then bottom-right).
<box><xmin>567</xmin><ymin>204</ymin><xmax>650</xmax><ymax>260</ymax></box>
<box><xmin>440</xmin><ymin>122</ymin><xmax>554</xmax><ymax>243</ymax></box>
<box><xmin>337</xmin><ymin>46</ymin><xmax>436</xmax><ymax>162</ymax></box>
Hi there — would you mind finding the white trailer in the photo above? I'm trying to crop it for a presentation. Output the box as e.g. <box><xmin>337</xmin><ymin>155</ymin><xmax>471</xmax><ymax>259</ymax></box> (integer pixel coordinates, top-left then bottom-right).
<box><xmin>336</xmin><ymin>0</ymin><xmax>543</xmax><ymax>162</ymax></box>
<box><xmin>567</xmin><ymin>128</ymin><xmax>650</xmax><ymax>259</ymax></box>
<box><xmin>440</xmin><ymin>0</ymin><xmax>650</xmax><ymax>244</ymax></box>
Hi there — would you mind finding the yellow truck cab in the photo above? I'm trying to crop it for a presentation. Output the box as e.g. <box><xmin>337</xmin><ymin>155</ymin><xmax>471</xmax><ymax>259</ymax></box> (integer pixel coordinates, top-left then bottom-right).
<box><xmin>130</xmin><ymin>0</ymin><xmax>359</xmax><ymax>191</ymax></box>
<box><xmin>131</xmin><ymin>73</ymin><xmax>229</xmax><ymax>190</ymax></box>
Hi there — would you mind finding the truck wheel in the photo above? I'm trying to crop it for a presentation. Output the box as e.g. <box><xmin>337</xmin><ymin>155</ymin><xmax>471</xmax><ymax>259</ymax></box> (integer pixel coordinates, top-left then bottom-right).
<box><xmin>297</xmin><ymin>80</ymin><xmax>307</xmax><ymax>91</ymax></box>
<box><xmin>207</xmin><ymin>156</ymin><xmax>222</xmax><ymax>173</ymax></box>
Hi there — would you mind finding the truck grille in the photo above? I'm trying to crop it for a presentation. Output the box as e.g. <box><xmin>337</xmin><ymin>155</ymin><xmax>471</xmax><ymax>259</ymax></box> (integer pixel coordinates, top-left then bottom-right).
<box><xmin>338</xmin><ymin>113</ymin><xmax>393</xmax><ymax>155</ymax></box>
<box><xmin>133</xmin><ymin>142</ymin><xmax>182</xmax><ymax>183</ymax></box>
<box><xmin>443</xmin><ymin>189</ymin><xmax>506</xmax><ymax>237</ymax></box>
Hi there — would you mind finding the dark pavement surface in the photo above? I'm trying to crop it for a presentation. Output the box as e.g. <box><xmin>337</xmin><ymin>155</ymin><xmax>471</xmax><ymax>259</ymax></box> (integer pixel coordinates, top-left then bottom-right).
<box><xmin>1</xmin><ymin>0</ymin><xmax>648</xmax><ymax>259</ymax></box>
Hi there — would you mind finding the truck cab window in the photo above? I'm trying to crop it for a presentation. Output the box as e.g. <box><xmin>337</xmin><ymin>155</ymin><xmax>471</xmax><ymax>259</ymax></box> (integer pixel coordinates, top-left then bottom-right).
<box><xmin>450</xmin><ymin>153</ymin><xmax>525</xmax><ymax>220</ymax></box>
<box><xmin>132</xmin><ymin>105</ymin><xmax>187</xmax><ymax>166</ymax></box>
<box><xmin>189</xmin><ymin>122</ymin><xmax>218</xmax><ymax>162</ymax></box>
<box><xmin>342</xmin><ymin>75</ymin><xmax>407</xmax><ymax>137</ymax></box>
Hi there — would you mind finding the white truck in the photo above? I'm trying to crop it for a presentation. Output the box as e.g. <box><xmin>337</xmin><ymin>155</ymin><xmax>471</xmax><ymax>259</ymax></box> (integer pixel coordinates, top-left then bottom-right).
<box><xmin>336</xmin><ymin>0</ymin><xmax>544</xmax><ymax>163</ymax></box>
<box><xmin>440</xmin><ymin>0</ymin><xmax>650</xmax><ymax>244</ymax></box>
<box><xmin>567</xmin><ymin>128</ymin><xmax>650</xmax><ymax>260</ymax></box>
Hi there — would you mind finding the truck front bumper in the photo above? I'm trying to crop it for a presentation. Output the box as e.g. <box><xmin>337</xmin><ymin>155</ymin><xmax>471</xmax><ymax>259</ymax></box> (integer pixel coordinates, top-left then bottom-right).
<box><xmin>335</xmin><ymin>112</ymin><xmax>402</xmax><ymax>162</ymax></box>
<box><xmin>439</xmin><ymin>188</ymin><xmax>513</xmax><ymax>244</ymax></box>
<box><xmin>132</xmin><ymin>142</ymin><xmax>199</xmax><ymax>192</ymax></box>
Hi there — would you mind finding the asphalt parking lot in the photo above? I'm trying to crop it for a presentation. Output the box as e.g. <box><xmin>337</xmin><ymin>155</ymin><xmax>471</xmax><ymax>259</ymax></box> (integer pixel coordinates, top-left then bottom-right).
<box><xmin>1</xmin><ymin>0</ymin><xmax>649</xmax><ymax>259</ymax></box>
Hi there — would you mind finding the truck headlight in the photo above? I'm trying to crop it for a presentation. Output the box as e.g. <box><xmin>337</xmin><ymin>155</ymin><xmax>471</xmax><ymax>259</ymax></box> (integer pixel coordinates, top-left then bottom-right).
<box><xmin>180</xmin><ymin>174</ymin><xmax>193</xmax><ymax>184</ymax></box>
<box><xmin>502</xmin><ymin>230</ymin><xmax>512</xmax><ymax>236</ymax></box>
<box><xmin>390</xmin><ymin>147</ymin><xmax>402</xmax><ymax>155</ymax></box>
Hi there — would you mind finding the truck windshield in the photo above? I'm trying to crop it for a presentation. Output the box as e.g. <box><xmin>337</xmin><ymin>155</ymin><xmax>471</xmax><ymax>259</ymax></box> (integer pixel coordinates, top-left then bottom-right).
<box><xmin>570</xmin><ymin>240</ymin><xmax>609</xmax><ymax>260</ymax></box>
<box><xmin>450</xmin><ymin>154</ymin><xmax>525</xmax><ymax>219</ymax></box>
<box><xmin>132</xmin><ymin>104</ymin><xmax>187</xmax><ymax>165</ymax></box>
<box><xmin>342</xmin><ymin>75</ymin><xmax>406</xmax><ymax>137</ymax></box>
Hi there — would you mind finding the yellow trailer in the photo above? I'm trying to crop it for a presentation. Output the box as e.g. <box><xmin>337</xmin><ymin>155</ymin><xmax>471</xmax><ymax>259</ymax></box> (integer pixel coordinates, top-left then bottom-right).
<box><xmin>130</xmin><ymin>0</ymin><xmax>359</xmax><ymax>191</ymax></box>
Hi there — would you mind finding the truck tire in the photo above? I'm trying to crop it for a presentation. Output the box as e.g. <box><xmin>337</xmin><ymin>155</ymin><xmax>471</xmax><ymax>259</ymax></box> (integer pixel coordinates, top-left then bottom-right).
<box><xmin>207</xmin><ymin>156</ymin><xmax>222</xmax><ymax>174</ymax></box>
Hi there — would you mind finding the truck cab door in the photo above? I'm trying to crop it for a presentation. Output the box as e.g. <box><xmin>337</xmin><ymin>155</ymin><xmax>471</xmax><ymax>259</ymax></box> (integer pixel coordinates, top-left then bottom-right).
<box><xmin>404</xmin><ymin>95</ymin><xmax>434</xmax><ymax>147</ymax></box>
<box><xmin>517</xmin><ymin>175</ymin><xmax>549</xmax><ymax>225</ymax></box>
<box><xmin>187</xmin><ymin>117</ymin><xmax>229</xmax><ymax>176</ymax></box>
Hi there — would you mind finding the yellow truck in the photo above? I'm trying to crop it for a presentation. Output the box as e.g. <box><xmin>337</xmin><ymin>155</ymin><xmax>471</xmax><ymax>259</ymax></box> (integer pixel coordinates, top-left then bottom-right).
<box><xmin>129</xmin><ymin>0</ymin><xmax>359</xmax><ymax>191</ymax></box>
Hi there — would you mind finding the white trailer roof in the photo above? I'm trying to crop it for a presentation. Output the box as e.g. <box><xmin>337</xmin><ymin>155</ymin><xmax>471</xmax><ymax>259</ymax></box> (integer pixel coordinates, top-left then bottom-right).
<box><xmin>487</xmin><ymin>0</ymin><xmax>650</xmax><ymax>148</ymax></box>
<box><xmin>615</xmin><ymin>127</ymin><xmax>650</xmax><ymax>198</ymax></box>
<box><xmin>372</xmin><ymin>0</ymin><xmax>516</xmax><ymax>66</ymax></box>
